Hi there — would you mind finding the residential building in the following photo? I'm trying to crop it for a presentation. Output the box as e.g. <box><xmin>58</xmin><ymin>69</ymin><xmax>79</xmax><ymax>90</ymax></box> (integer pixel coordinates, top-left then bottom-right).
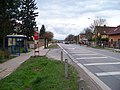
<box><xmin>95</xmin><ymin>25</ymin><xmax>116</xmax><ymax>39</ymax></box>
<box><xmin>108</xmin><ymin>25</ymin><xmax>120</xmax><ymax>48</ymax></box>
<box><xmin>94</xmin><ymin>25</ymin><xmax>116</xmax><ymax>46</ymax></box>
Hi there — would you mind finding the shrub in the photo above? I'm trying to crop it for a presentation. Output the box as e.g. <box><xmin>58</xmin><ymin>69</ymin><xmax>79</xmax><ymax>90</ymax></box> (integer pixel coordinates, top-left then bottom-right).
<box><xmin>0</xmin><ymin>50</ymin><xmax>10</xmax><ymax>63</ymax></box>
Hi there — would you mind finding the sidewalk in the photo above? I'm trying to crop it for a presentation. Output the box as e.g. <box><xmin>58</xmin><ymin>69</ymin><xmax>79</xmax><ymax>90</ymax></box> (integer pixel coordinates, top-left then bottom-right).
<box><xmin>0</xmin><ymin>47</ymin><xmax>49</xmax><ymax>80</ymax></box>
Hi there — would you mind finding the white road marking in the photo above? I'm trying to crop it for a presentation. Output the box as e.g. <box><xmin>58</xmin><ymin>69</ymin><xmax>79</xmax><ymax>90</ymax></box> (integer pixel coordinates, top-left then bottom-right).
<box><xmin>84</xmin><ymin>62</ymin><xmax>120</xmax><ymax>66</ymax></box>
<box><xmin>74</xmin><ymin>60</ymin><xmax>78</xmax><ymax>63</ymax></box>
<box><xmin>58</xmin><ymin>44</ymin><xmax>112</xmax><ymax>90</ymax></box>
<box><xmin>73</xmin><ymin>53</ymin><xmax>98</xmax><ymax>56</ymax></box>
<box><xmin>76</xmin><ymin>57</ymin><xmax>108</xmax><ymax>59</ymax></box>
<box><xmin>70</xmin><ymin>51</ymin><xmax>92</xmax><ymax>54</ymax></box>
<box><xmin>77</xmin><ymin>63</ymin><xmax>112</xmax><ymax>90</ymax></box>
<box><xmin>96</xmin><ymin>71</ymin><xmax>120</xmax><ymax>76</ymax></box>
<box><xmin>89</xmin><ymin>51</ymin><xmax>120</xmax><ymax>61</ymax></box>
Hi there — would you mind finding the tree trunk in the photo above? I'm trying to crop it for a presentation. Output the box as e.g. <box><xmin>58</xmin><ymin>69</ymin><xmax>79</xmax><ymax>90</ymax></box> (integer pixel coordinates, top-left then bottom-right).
<box><xmin>47</xmin><ymin>39</ymin><xmax>48</xmax><ymax>47</ymax></box>
<box><xmin>44</xmin><ymin>38</ymin><xmax>46</xmax><ymax>48</ymax></box>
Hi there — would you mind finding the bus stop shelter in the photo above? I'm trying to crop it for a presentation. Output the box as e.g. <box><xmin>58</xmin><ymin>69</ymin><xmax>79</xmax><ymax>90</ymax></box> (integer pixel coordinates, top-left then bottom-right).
<box><xmin>6</xmin><ymin>35</ymin><xmax>28</xmax><ymax>56</ymax></box>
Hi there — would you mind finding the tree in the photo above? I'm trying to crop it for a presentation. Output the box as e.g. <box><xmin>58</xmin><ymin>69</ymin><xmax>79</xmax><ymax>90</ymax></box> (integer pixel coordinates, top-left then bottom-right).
<box><xmin>0</xmin><ymin>0</ymin><xmax>20</xmax><ymax>49</ymax></box>
<box><xmin>20</xmin><ymin>0</ymin><xmax>38</xmax><ymax>40</ymax></box>
<box><xmin>74</xmin><ymin>35</ymin><xmax>78</xmax><ymax>44</ymax></box>
<box><xmin>89</xmin><ymin>18</ymin><xmax>107</xmax><ymax>46</ymax></box>
<box><xmin>39</xmin><ymin>25</ymin><xmax>47</xmax><ymax>48</ymax></box>
<box><xmin>65</xmin><ymin>34</ymin><xmax>74</xmax><ymax>43</ymax></box>
<box><xmin>90</xmin><ymin>18</ymin><xmax>106</xmax><ymax>32</ymax></box>
<box><xmin>39</xmin><ymin>25</ymin><xmax>46</xmax><ymax>39</ymax></box>
<box><xmin>84</xmin><ymin>28</ymin><xmax>93</xmax><ymax>41</ymax></box>
<box><xmin>44</xmin><ymin>31</ymin><xmax>54</xmax><ymax>47</ymax></box>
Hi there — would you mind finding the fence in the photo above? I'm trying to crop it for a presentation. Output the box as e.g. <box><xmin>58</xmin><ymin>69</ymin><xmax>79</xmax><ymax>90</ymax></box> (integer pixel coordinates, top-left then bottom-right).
<box><xmin>89</xmin><ymin>41</ymin><xmax>120</xmax><ymax>49</ymax></box>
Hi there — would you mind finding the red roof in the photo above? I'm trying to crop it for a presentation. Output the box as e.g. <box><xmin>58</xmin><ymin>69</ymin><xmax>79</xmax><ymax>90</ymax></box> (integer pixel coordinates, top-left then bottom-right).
<box><xmin>95</xmin><ymin>26</ymin><xmax>116</xmax><ymax>35</ymax></box>
<box><xmin>108</xmin><ymin>25</ymin><xmax>120</xmax><ymax>35</ymax></box>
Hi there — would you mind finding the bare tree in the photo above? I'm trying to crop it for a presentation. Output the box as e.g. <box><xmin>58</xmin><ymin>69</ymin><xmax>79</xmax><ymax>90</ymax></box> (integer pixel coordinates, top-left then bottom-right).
<box><xmin>89</xmin><ymin>18</ymin><xmax>107</xmax><ymax>46</ymax></box>
<box><xmin>90</xmin><ymin>18</ymin><xmax>107</xmax><ymax>32</ymax></box>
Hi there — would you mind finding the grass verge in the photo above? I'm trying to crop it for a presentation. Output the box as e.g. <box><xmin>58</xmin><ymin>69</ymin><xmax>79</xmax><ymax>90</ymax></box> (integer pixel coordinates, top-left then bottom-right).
<box><xmin>92</xmin><ymin>46</ymin><xmax>104</xmax><ymax>49</ymax></box>
<box><xmin>47</xmin><ymin>43</ymin><xmax>59</xmax><ymax>49</ymax></box>
<box><xmin>0</xmin><ymin>56</ymin><xmax>78</xmax><ymax>90</ymax></box>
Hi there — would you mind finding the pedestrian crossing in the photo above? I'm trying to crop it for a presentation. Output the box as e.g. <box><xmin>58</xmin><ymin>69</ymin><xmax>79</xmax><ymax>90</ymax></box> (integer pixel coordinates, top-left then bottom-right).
<box><xmin>64</xmin><ymin>45</ymin><xmax>120</xmax><ymax>77</ymax></box>
<box><xmin>68</xmin><ymin>48</ymin><xmax>120</xmax><ymax>77</ymax></box>
<box><xmin>59</xmin><ymin>44</ymin><xmax>120</xmax><ymax>90</ymax></box>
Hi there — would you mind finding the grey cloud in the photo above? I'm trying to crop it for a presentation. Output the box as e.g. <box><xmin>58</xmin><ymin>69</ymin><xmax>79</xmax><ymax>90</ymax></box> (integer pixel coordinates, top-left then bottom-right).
<box><xmin>36</xmin><ymin>0</ymin><xmax>120</xmax><ymax>39</ymax></box>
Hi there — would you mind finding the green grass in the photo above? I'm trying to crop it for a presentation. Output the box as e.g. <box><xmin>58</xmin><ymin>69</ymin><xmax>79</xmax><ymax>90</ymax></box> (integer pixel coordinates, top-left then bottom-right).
<box><xmin>0</xmin><ymin>50</ymin><xmax>16</xmax><ymax>63</ymax></box>
<box><xmin>92</xmin><ymin>46</ymin><xmax>104</xmax><ymax>49</ymax></box>
<box><xmin>0</xmin><ymin>56</ymin><xmax>78</xmax><ymax>90</ymax></box>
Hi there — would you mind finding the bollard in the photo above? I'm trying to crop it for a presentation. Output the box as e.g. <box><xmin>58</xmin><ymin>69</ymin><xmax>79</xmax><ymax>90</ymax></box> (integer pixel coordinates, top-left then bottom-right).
<box><xmin>65</xmin><ymin>59</ymin><xmax>68</xmax><ymax>79</ymax></box>
<box><xmin>78</xmin><ymin>78</ymin><xmax>85</xmax><ymax>90</ymax></box>
<box><xmin>61</xmin><ymin>51</ymin><xmax>63</xmax><ymax>62</ymax></box>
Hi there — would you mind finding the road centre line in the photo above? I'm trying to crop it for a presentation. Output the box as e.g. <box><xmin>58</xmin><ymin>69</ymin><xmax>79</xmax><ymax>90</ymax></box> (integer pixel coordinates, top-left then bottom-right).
<box><xmin>96</xmin><ymin>71</ymin><xmax>120</xmax><ymax>76</ymax></box>
<box><xmin>84</xmin><ymin>62</ymin><xmax>120</xmax><ymax>66</ymax></box>
<box><xmin>76</xmin><ymin>57</ymin><xmax>108</xmax><ymax>60</ymax></box>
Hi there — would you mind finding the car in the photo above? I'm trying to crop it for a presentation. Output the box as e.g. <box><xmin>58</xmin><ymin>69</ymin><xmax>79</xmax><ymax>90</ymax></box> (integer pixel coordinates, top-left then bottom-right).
<box><xmin>65</xmin><ymin>41</ymin><xmax>69</xmax><ymax>44</ymax></box>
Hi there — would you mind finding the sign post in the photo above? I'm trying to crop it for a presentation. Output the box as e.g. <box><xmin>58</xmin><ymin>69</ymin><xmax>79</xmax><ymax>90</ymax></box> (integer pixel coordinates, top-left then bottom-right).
<box><xmin>34</xmin><ymin>27</ymin><xmax>39</xmax><ymax>56</ymax></box>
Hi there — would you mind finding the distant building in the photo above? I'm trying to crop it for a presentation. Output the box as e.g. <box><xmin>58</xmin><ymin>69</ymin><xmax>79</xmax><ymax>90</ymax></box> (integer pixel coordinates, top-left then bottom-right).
<box><xmin>79</xmin><ymin>33</ymin><xmax>87</xmax><ymax>45</ymax></box>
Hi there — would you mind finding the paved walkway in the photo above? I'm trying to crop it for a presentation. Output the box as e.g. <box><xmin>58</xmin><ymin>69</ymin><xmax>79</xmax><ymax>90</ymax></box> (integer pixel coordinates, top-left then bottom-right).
<box><xmin>0</xmin><ymin>47</ymin><xmax>49</xmax><ymax>80</ymax></box>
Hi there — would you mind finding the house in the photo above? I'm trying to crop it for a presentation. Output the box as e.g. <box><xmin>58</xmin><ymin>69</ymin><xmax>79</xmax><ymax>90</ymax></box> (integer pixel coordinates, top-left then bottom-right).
<box><xmin>107</xmin><ymin>25</ymin><xmax>120</xmax><ymax>48</ymax></box>
<box><xmin>79</xmin><ymin>33</ymin><xmax>88</xmax><ymax>45</ymax></box>
<box><xmin>95</xmin><ymin>25</ymin><xmax>120</xmax><ymax>48</ymax></box>
<box><xmin>95</xmin><ymin>25</ymin><xmax>116</xmax><ymax>39</ymax></box>
<box><xmin>94</xmin><ymin>25</ymin><xmax>116</xmax><ymax>46</ymax></box>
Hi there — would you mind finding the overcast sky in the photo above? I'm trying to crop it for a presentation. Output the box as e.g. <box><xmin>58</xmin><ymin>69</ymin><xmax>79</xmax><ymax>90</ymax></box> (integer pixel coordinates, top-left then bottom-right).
<box><xmin>35</xmin><ymin>0</ymin><xmax>120</xmax><ymax>40</ymax></box>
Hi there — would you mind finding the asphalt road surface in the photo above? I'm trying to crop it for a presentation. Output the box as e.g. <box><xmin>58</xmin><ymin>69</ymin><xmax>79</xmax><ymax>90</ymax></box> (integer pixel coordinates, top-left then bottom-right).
<box><xmin>59</xmin><ymin>43</ymin><xmax>120</xmax><ymax>90</ymax></box>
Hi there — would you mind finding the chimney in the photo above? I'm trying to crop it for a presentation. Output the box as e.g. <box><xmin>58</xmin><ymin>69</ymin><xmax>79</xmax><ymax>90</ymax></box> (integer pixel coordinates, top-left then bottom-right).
<box><xmin>104</xmin><ymin>25</ymin><xmax>106</xmax><ymax>27</ymax></box>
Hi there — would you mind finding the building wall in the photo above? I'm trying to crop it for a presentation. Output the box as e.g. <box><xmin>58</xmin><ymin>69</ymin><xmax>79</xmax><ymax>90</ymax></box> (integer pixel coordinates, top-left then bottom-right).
<box><xmin>108</xmin><ymin>35</ymin><xmax>120</xmax><ymax>48</ymax></box>
<box><xmin>109</xmin><ymin>35</ymin><xmax>120</xmax><ymax>41</ymax></box>
<box><xmin>101</xmin><ymin>35</ymin><xmax>108</xmax><ymax>39</ymax></box>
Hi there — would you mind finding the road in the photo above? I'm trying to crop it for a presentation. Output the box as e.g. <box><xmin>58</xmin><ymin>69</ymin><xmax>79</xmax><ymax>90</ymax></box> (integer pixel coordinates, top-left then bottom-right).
<box><xmin>59</xmin><ymin>43</ymin><xmax>120</xmax><ymax>90</ymax></box>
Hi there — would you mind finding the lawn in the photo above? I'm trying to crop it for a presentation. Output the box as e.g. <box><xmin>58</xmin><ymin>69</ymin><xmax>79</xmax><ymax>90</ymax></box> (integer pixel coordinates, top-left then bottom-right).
<box><xmin>0</xmin><ymin>56</ymin><xmax>78</xmax><ymax>90</ymax></box>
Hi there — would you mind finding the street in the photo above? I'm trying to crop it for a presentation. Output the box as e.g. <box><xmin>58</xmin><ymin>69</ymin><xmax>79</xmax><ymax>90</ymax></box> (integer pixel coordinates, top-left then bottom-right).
<box><xmin>59</xmin><ymin>43</ymin><xmax>120</xmax><ymax>90</ymax></box>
